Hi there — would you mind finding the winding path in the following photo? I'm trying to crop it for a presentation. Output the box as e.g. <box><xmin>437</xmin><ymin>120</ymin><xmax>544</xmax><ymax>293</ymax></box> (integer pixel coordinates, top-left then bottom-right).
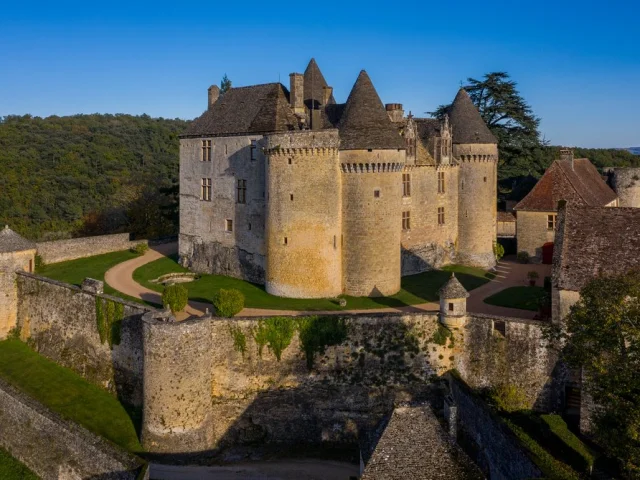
<box><xmin>104</xmin><ymin>243</ymin><xmax>550</xmax><ymax>320</ymax></box>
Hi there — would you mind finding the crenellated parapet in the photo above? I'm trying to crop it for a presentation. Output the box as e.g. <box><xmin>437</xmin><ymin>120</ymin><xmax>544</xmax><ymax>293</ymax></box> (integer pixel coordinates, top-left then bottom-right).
<box><xmin>456</xmin><ymin>154</ymin><xmax>498</xmax><ymax>162</ymax></box>
<box><xmin>340</xmin><ymin>162</ymin><xmax>404</xmax><ymax>173</ymax></box>
<box><xmin>264</xmin><ymin>130</ymin><xmax>340</xmax><ymax>156</ymax></box>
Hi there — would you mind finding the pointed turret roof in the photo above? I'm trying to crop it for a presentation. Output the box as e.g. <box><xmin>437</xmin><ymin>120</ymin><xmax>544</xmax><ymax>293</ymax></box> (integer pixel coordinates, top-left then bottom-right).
<box><xmin>304</xmin><ymin>58</ymin><xmax>334</xmax><ymax>108</ymax></box>
<box><xmin>0</xmin><ymin>225</ymin><xmax>36</xmax><ymax>253</ymax></box>
<box><xmin>448</xmin><ymin>89</ymin><xmax>497</xmax><ymax>144</ymax></box>
<box><xmin>438</xmin><ymin>273</ymin><xmax>470</xmax><ymax>299</ymax></box>
<box><xmin>338</xmin><ymin>70</ymin><xmax>405</xmax><ymax>151</ymax></box>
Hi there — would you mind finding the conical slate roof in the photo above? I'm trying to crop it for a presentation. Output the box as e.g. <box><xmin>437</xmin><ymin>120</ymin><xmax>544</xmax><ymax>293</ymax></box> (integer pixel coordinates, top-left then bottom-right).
<box><xmin>0</xmin><ymin>225</ymin><xmax>36</xmax><ymax>253</ymax></box>
<box><xmin>304</xmin><ymin>58</ymin><xmax>335</xmax><ymax>108</ymax></box>
<box><xmin>338</xmin><ymin>70</ymin><xmax>406</xmax><ymax>151</ymax></box>
<box><xmin>448</xmin><ymin>89</ymin><xmax>497</xmax><ymax>144</ymax></box>
<box><xmin>438</xmin><ymin>273</ymin><xmax>470</xmax><ymax>299</ymax></box>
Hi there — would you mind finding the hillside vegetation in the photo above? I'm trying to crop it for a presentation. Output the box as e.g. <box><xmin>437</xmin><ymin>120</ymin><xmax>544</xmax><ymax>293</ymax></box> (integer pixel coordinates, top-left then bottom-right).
<box><xmin>0</xmin><ymin>114</ymin><xmax>188</xmax><ymax>240</ymax></box>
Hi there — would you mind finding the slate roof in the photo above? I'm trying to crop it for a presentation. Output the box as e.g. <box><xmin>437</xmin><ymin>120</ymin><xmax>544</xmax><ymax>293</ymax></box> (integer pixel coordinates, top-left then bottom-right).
<box><xmin>304</xmin><ymin>58</ymin><xmax>335</xmax><ymax>108</ymax></box>
<box><xmin>554</xmin><ymin>206</ymin><xmax>640</xmax><ymax>292</ymax></box>
<box><xmin>439</xmin><ymin>273</ymin><xmax>470</xmax><ymax>299</ymax></box>
<box><xmin>0</xmin><ymin>226</ymin><xmax>36</xmax><ymax>253</ymax></box>
<box><xmin>514</xmin><ymin>159</ymin><xmax>618</xmax><ymax>212</ymax></box>
<box><xmin>361</xmin><ymin>406</ymin><xmax>483</xmax><ymax>480</ymax></box>
<box><xmin>448</xmin><ymin>89</ymin><xmax>497</xmax><ymax>144</ymax></box>
<box><xmin>338</xmin><ymin>70</ymin><xmax>406</xmax><ymax>151</ymax></box>
<box><xmin>182</xmin><ymin>83</ymin><xmax>299</xmax><ymax>137</ymax></box>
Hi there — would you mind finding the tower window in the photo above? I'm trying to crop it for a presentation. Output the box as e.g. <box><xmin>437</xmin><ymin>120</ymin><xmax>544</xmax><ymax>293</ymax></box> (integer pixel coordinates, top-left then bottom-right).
<box><xmin>248</xmin><ymin>223</ymin><xmax>252</xmax><ymax>231</ymax></box>
<box><xmin>448</xmin><ymin>302</ymin><xmax>454</xmax><ymax>312</ymax></box>
<box><xmin>225</xmin><ymin>219</ymin><xmax>233</xmax><ymax>232</ymax></box>
<box><xmin>402</xmin><ymin>173</ymin><xmax>411</xmax><ymax>197</ymax></box>
<box><xmin>484</xmin><ymin>177</ymin><xmax>487</xmax><ymax>182</ymax></box>
<box><xmin>374</xmin><ymin>189</ymin><xmax>380</xmax><ymax>198</ymax></box>
<box><xmin>290</xmin><ymin>193</ymin><xmax>294</xmax><ymax>201</ymax></box>
<box><xmin>288</xmin><ymin>158</ymin><xmax>292</xmax><ymax>165</ymax></box>
<box><xmin>250</xmin><ymin>140</ymin><xmax>257</xmax><ymax>161</ymax></box>
<box><xmin>461</xmin><ymin>180</ymin><xmax>464</xmax><ymax>191</ymax></box>
<box><xmin>438</xmin><ymin>171</ymin><xmax>445</xmax><ymax>194</ymax></box>
<box><xmin>237</xmin><ymin>179</ymin><xmax>247</xmax><ymax>204</ymax></box>
<box><xmin>438</xmin><ymin>207</ymin><xmax>445</xmax><ymax>225</ymax></box>
<box><xmin>200</xmin><ymin>178</ymin><xmax>212</xmax><ymax>201</ymax></box>
<box><xmin>547</xmin><ymin>214</ymin><xmax>557</xmax><ymax>231</ymax></box>
<box><xmin>402</xmin><ymin>211</ymin><xmax>411</xmax><ymax>230</ymax></box>
<box><xmin>201</xmin><ymin>139</ymin><xmax>212</xmax><ymax>161</ymax></box>
<box><xmin>283</xmin><ymin>237</ymin><xmax>288</xmax><ymax>245</ymax></box>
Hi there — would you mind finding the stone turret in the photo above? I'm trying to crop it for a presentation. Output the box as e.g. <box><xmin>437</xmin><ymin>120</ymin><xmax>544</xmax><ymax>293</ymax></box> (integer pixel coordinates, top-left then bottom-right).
<box><xmin>438</xmin><ymin>273</ymin><xmax>469</xmax><ymax>328</ymax></box>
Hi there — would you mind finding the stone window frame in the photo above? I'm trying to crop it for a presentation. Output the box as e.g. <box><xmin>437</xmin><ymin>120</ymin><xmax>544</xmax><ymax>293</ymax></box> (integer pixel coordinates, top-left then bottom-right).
<box><xmin>225</xmin><ymin>219</ymin><xmax>233</xmax><ymax>232</ymax></box>
<box><xmin>402</xmin><ymin>173</ymin><xmax>411</xmax><ymax>197</ymax></box>
<box><xmin>547</xmin><ymin>214</ymin><xmax>557</xmax><ymax>231</ymax></box>
<box><xmin>438</xmin><ymin>207</ymin><xmax>445</xmax><ymax>226</ymax></box>
<box><xmin>201</xmin><ymin>139</ymin><xmax>212</xmax><ymax>162</ymax></box>
<box><xmin>237</xmin><ymin>179</ymin><xmax>247</xmax><ymax>204</ymax></box>
<box><xmin>402</xmin><ymin>211</ymin><xmax>411</xmax><ymax>231</ymax></box>
<box><xmin>374</xmin><ymin>189</ymin><xmax>381</xmax><ymax>198</ymax></box>
<box><xmin>438</xmin><ymin>171</ymin><xmax>445</xmax><ymax>194</ymax></box>
<box><xmin>200</xmin><ymin>178</ymin><xmax>212</xmax><ymax>201</ymax></box>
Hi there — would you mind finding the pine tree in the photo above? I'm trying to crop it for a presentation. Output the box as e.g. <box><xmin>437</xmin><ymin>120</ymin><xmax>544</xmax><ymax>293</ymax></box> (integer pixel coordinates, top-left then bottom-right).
<box><xmin>220</xmin><ymin>74</ymin><xmax>232</xmax><ymax>95</ymax></box>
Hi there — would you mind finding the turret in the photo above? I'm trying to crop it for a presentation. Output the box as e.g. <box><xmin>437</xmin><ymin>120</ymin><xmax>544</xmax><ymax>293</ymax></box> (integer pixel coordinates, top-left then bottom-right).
<box><xmin>438</xmin><ymin>273</ymin><xmax>469</xmax><ymax>328</ymax></box>
<box><xmin>449</xmin><ymin>89</ymin><xmax>498</xmax><ymax>269</ymax></box>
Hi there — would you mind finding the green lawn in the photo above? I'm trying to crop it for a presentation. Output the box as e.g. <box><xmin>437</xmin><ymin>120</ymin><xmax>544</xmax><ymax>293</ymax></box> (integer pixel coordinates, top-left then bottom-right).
<box><xmin>0</xmin><ymin>447</ymin><xmax>39</xmax><ymax>480</ymax></box>
<box><xmin>483</xmin><ymin>286</ymin><xmax>546</xmax><ymax>311</ymax></box>
<box><xmin>36</xmin><ymin>250</ymin><xmax>146</xmax><ymax>304</ymax></box>
<box><xmin>0</xmin><ymin>340</ymin><xmax>142</xmax><ymax>453</ymax></box>
<box><xmin>133</xmin><ymin>255</ymin><xmax>493</xmax><ymax>311</ymax></box>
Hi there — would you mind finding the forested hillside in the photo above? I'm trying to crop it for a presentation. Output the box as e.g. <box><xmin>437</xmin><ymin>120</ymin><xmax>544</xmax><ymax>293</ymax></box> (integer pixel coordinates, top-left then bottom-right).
<box><xmin>0</xmin><ymin>114</ymin><xmax>189</xmax><ymax>240</ymax></box>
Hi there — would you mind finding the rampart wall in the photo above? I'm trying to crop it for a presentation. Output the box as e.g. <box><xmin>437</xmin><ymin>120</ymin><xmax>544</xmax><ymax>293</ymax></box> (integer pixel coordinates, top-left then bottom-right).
<box><xmin>36</xmin><ymin>233</ymin><xmax>143</xmax><ymax>264</ymax></box>
<box><xmin>0</xmin><ymin>377</ymin><xmax>147</xmax><ymax>480</ymax></box>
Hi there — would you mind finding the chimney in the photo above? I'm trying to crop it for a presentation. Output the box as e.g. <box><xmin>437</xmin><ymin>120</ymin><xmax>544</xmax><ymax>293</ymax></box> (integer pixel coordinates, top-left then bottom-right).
<box><xmin>560</xmin><ymin>148</ymin><xmax>574</xmax><ymax>170</ymax></box>
<box><xmin>385</xmin><ymin>103</ymin><xmax>404</xmax><ymax>123</ymax></box>
<box><xmin>322</xmin><ymin>86</ymin><xmax>333</xmax><ymax>106</ymax></box>
<box><xmin>208</xmin><ymin>85</ymin><xmax>220</xmax><ymax>110</ymax></box>
<box><xmin>289</xmin><ymin>73</ymin><xmax>305</xmax><ymax>115</ymax></box>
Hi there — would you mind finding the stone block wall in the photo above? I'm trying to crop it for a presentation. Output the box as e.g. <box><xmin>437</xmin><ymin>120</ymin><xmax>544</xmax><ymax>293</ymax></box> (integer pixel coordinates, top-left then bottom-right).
<box><xmin>515</xmin><ymin>210</ymin><xmax>555</xmax><ymax>262</ymax></box>
<box><xmin>0</xmin><ymin>249</ymin><xmax>35</xmax><ymax>339</ymax></box>
<box><xmin>0</xmin><ymin>378</ymin><xmax>146</xmax><ymax>480</ymax></box>
<box><xmin>36</xmin><ymin>233</ymin><xmax>143</xmax><ymax>264</ymax></box>
<box><xmin>607</xmin><ymin>167</ymin><xmax>640</xmax><ymax>208</ymax></box>
<box><xmin>15</xmin><ymin>272</ymin><xmax>150</xmax><ymax>406</ymax></box>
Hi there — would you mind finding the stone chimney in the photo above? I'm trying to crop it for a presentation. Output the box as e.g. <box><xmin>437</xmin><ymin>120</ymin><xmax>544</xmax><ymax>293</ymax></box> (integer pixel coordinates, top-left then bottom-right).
<box><xmin>289</xmin><ymin>73</ymin><xmax>305</xmax><ymax>115</ymax></box>
<box><xmin>560</xmin><ymin>148</ymin><xmax>574</xmax><ymax>170</ymax></box>
<box><xmin>322</xmin><ymin>86</ymin><xmax>333</xmax><ymax>106</ymax></box>
<box><xmin>385</xmin><ymin>103</ymin><xmax>404</xmax><ymax>123</ymax></box>
<box><xmin>208</xmin><ymin>85</ymin><xmax>220</xmax><ymax>110</ymax></box>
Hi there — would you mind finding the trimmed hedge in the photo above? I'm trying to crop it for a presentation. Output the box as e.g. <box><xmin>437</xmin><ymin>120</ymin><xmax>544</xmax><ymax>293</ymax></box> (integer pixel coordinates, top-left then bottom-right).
<box><xmin>162</xmin><ymin>284</ymin><xmax>188</xmax><ymax>313</ymax></box>
<box><xmin>212</xmin><ymin>288</ymin><xmax>245</xmax><ymax>317</ymax></box>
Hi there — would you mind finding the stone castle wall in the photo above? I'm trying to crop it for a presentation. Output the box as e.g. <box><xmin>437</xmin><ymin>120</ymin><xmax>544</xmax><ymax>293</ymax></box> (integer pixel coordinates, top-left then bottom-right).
<box><xmin>401</xmin><ymin>165</ymin><xmax>458</xmax><ymax>275</ymax></box>
<box><xmin>516</xmin><ymin>210</ymin><xmax>555</xmax><ymax>262</ymax></box>
<box><xmin>0</xmin><ymin>377</ymin><xmax>147</xmax><ymax>480</ymax></box>
<box><xmin>455</xmin><ymin>144</ymin><xmax>498</xmax><ymax>269</ymax></box>
<box><xmin>264</xmin><ymin>131</ymin><xmax>343</xmax><ymax>298</ymax></box>
<box><xmin>0</xmin><ymin>249</ymin><xmax>35</xmax><ymax>339</ymax></box>
<box><xmin>36</xmin><ymin>233</ymin><xmax>142</xmax><ymax>264</ymax></box>
<box><xmin>15</xmin><ymin>272</ymin><xmax>150</xmax><ymax>407</ymax></box>
<box><xmin>607</xmin><ymin>167</ymin><xmax>640</xmax><ymax>208</ymax></box>
<box><xmin>179</xmin><ymin>135</ymin><xmax>267</xmax><ymax>283</ymax></box>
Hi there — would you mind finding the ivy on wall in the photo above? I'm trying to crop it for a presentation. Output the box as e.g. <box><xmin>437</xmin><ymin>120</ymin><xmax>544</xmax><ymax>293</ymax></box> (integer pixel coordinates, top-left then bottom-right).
<box><xmin>95</xmin><ymin>297</ymin><xmax>124</xmax><ymax>349</ymax></box>
<box><xmin>297</xmin><ymin>316</ymin><xmax>348</xmax><ymax>369</ymax></box>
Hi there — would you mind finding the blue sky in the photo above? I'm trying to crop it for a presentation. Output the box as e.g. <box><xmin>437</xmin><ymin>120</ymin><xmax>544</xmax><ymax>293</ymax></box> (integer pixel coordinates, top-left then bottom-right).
<box><xmin>1</xmin><ymin>0</ymin><xmax>638</xmax><ymax>148</ymax></box>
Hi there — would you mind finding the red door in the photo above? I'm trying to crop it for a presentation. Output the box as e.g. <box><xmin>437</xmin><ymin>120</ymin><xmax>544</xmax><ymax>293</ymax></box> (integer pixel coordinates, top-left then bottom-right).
<box><xmin>542</xmin><ymin>242</ymin><xmax>554</xmax><ymax>264</ymax></box>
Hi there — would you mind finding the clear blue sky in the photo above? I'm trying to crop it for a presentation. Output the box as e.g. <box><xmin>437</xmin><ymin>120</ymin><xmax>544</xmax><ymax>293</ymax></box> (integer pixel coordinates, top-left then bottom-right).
<box><xmin>1</xmin><ymin>0</ymin><xmax>638</xmax><ymax>148</ymax></box>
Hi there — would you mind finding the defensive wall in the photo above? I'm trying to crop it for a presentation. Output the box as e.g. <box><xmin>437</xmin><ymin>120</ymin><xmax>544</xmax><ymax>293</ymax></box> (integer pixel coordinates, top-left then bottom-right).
<box><xmin>36</xmin><ymin>232</ymin><xmax>144</xmax><ymax>264</ymax></box>
<box><xmin>0</xmin><ymin>377</ymin><xmax>147</xmax><ymax>480</ymax></box>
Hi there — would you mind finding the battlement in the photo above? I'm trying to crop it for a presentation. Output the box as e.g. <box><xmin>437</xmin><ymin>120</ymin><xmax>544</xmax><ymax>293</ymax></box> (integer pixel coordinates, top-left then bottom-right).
<box><xmin>264</xmin><ymin>130</ymin><xmax>340</xmax><ymax>155</ymax></box>
<box><xmin>340</xmin><ymin>162</ymin><xmax>404</xmax><ymax>173</ymax></box>
<box><xmin>456</xmin><ymin>154</ymin><xmax>498</xmax><ymax>163</ymax></box>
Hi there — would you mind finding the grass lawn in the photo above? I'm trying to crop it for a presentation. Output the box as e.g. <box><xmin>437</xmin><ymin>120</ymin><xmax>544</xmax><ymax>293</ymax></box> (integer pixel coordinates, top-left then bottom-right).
<box><xmin>0</xmin><ymin>447</ymin><xmax>39</xmax><ymax>480</ymax></box>
<box><xmin>0</xmin><ymin>340</ymin><xmax>142</xmax><ymax>453</ymax></box>
<box><xmin>483</xmin><ymin>286</ymin><xmax>546</xmax><ymax>311</ymax></box>
<box><xmin>36</xmin><ymin>250</ymin><xmax>146</xmax><ymax>305</ymax></box>
<box><xmin>133</xmin><ymin>255</ymin><xmax>493</xmax><ymax>311</ymax></box>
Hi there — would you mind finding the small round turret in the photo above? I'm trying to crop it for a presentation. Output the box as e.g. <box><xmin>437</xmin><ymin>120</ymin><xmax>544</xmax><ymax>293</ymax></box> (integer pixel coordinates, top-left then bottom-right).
<box><xmin>438</xmin><ymin>273</ymin><xmax>469</xmax><ymax>328</ymax></box>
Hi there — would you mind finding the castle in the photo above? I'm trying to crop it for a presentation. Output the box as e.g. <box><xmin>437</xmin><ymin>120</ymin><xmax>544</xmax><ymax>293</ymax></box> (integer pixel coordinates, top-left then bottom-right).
<box><xmin>179</xmin><ymin>59</ymin><xmax>498</xmax><ymax>298</ymax></box>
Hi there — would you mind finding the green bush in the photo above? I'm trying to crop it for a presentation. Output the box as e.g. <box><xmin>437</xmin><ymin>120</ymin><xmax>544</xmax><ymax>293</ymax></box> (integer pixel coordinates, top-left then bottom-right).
<box><xmin>489</xmin><ymin>383</ymin><xmax>530</xmax><ymax>412</ymax></box>
<box><xmin>34</xmin><ymin>254</ymin><xmax>44</xmax><ymax>271</ymax></box>
<box><xmin>431</xmin><ymin>324</ymin><xmax>452</xmax><ymax>346</ymax></box>
<box><xmin>297</xmin><ymin>316</ymin><xmax>348</xmax><ymax>369</ymax></box>
<box><xmin>493</xmin><ymin>241</ymin><xmax>505</xmax><ymax>262</ymax></box>
<box><xmin>162</xmin><ymin>284</ymin><xmax>188</xmax><ymax>314</ymax></box>
<box><xmin>212</xmin><ymin>288</ymin><xmax>245</xmax><ymax>317</ymax></box>
<box><xmin>517</xmin><ymin>251</ymin><xmax>530</xmax><ymax>264</ymax></box>
<box><xmin>131</xmin><ymin>243</ymin><xmax>149</xmax><ymax>255</ymax></box>
<box><xmin>541</xmin><ymin>414</ymin><xmax>595</xmax><ymax>472</ymax></box>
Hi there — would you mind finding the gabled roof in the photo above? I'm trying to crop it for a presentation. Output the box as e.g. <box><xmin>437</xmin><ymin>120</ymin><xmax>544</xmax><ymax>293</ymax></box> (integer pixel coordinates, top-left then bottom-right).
<box><xmin>303</xmin><ymin>58</ymin><xmax>335</xmax><ymax>108</ymax></box>
<box><xmin>338</xmin><ymin>70</ymin><xmax>405</xmax><ymax>151</ymax></box>
<box><xmin>554</xmin><ymin>206</ymin><xmax>640</xmax><ymax>292</ymax></box>
<box><xmin>182</xmin><ymin>83</ymin><xmax>299</xmax><ymax>137</ymax></box>
<box><xmin>448</xmin><ymin>89</ymin><xmax>497</xmax><ymax>144</ymax></box>
<box><xmin>439</xmin><ymin>273</ymin><xmax>470</xmax><ymax>299</ymax></box>
<box><xmin>514</xmin><ymin>159</ymin><xmax>618</xmax><ymax>211</ymax></box>
<box><xmin>0</xmin><ymin>226</ymin><xmax>36</xmax><ymax>254</ymax></box>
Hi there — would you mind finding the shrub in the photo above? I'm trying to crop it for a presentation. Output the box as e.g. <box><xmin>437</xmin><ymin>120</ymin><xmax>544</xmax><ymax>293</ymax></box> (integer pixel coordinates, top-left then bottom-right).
<box><xmin>493</xmin><ymin>241</ymin><xmax>505</xmax><ymax>262</ymax></box>
<box><xmin>297</xmin><ymin>316</ymin><xmax>348</xmax><ymax>369</ymax></box>
<box><xmin>431</xmin><ymin>324</ymin><xmax>452</xmax><ymax>346</ymax></box>
<box><xmin>517</xmin><ymin>251</ymin><xmax>530</xmax><ymax>264</ymax></box>
<box><xmin>255</xmin><ymin>317</ymin><xmax>296</xmax><ymax>361</ymax></box>
<box><xmin>228</xmin><ymin>325</ymin><xmax>247</xmax><ymax>358</ymax></box>
<box><xmin>162</xmin><ymin>284</ymin><xmax>188</xmax><ymax>314</ymax></box>
<box><xmin>212</xmin><ymin>288</ymin><xmax>245</xmax><ymax>317</ymax></box>
<box><xmin>34</xmin><ymin>254</ymin><xmax>45</xmax><ymax>271</ymax></box>
<box><xmin>541</xmin><ymin>414</ymin><xmax>595</xmax><ymax>472</ymax></box>
<box><xmin>527</xmin><ymin>270</ymin><xmax>540</xmax><ymax>281</ymax></box>
<box><xmin>489</xmin><ymin>383</ymin><xmax>530</xmax><ymax>412</ymax></box>
<box><xmin>131</xmin><ymin>243</ymin><xmax>149</xmax><ymax>255</ymax></box>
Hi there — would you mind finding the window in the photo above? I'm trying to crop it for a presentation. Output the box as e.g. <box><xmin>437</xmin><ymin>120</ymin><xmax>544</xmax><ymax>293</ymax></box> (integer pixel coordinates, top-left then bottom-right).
<box><xmin>237</xmin><ymin>179</ymin><xmax>247</xmax><ymax>204</ymax></box>
<box><xmin>438</xmin><ymin>171</ymin><xmax>445</xmax><ymax>194</ymax></box>
<box><xmin>438</xmin><ymin>207</ymin><xmax>445</xmax><ymax>226</ymax></box>
<box><xmin>283</xmin><ymin>237</ymin><xmax>288</xmax><ymax>245</ymax></box>
<box><xmin>402</xmin><ymin>173</ymin><xmax>411</xmax><ymax>197</ymax></box>
<box><xmin>483</xmin><ymin>177</ymin><xmax>487</xmax><ymax>182</ymax></box>
<box><xmin>290</xmin><ymin>194</ymin><xmax>294</xmax><ymax>201</ymax></box>
<box><xmin>201</xmin><ymin>140</ymin><xmax>212</xmax><ymax>161</ymax></box>
<box><xmin>547</xmin><ymin>214</ymin><xmax>557</xmax><ymax>230</ymax></box>
<box><xmin>288</xmin><ymin>158</ymin><xmax>292</xmax><ymax>165</ymax></box>
<box><xmin>461</xmin><ymin>180</ymin><xmax>464</xmax><ymax>191</ymax></box>
<box><xmin>374</xmin><ymin>189</ymin><xmax>380</xmax><ymax>198</ymax></box>
<box><xmin>225</xmin><ymin>219</ymin><xmax>233</xmax><ymax>232</ymax></box>
<box><xmin>402</xmin><ymin>211</ymin><xmax>411</xmax><ymax>230</ymax></box>
<box><xmin>248</xmin><ymin>223</ymin><xmax>252</xmax><ymax>231</ymax></box>
<box><xmin>448</xmin><ymin>302</ymin><xmax>454</xmax><ymax>312</ymax></box>
<box><xmin>493</xmin><ymin>320</ymin><xmax>506</xmax><ymax>337</ymax></box>
<box><xmin>250</xmin><ymin>140</ymin><xmax>257</xmax><ymax>161</ymax></box>
<box><xmin>200</xmin><ymin>178</ymin><xmax>212</xmax><ymax>201</ymax></box>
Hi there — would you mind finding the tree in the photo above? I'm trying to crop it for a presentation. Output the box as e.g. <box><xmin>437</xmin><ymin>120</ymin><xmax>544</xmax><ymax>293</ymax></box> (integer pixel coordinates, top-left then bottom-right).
<box><xmin>549</xmin><ymin>271</ymin><xmax>640</xmax><ymax>476</ymax></box>
<box><xmin>431</xmin><ymin>72</ymin><xmax>546</xmax><ymax>182</ymax></box>
<box><xmin>220</xmin><ymin>74</ymin><xmax>232</xmax><ymax>95</ymax></box>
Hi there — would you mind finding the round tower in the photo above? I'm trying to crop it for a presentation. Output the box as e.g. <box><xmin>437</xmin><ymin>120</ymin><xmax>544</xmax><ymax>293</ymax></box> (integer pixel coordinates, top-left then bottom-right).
<box><xmin>338</xmin><ymin>70</ymin><xmax>406</xmax><ymax>297</ymax></box>
<box><xmin>264</xmin><ymin>130</ymin><xmax>342</xmax><ymax>298</ymax></box>
<box><xmin>607</xmin><ymin>167</ymin><xmax>640</xmax><ymax>207</ymax></box>
<box><xmin>450</xmin><ymin>89</ymin><xmax>498</xmax><ymax>269</ymax></box>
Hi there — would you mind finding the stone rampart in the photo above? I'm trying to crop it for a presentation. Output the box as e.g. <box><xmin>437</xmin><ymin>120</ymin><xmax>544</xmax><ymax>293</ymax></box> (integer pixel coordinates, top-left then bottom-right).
<box><xmin>15</xmin><ymin>272</ymin><xmax>151</xmax><ymax>406</ymax></box>
<box><xmin>0</xmin><ymin>378</ymin><xmax>147</xmax><ymax>480</ymax></box>
<box><xmin>36</xmin><ymin>233</ymin><xmax>144</xmax><ymax>264</ymax></box>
